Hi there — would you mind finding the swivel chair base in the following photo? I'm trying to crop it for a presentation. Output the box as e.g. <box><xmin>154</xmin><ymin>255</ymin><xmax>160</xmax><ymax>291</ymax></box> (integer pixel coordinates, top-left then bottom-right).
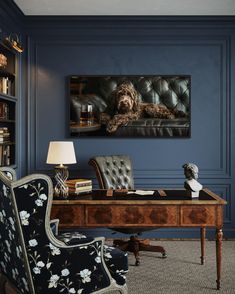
<box><xmin>113</xmin><ymin>236</ymin><xmax>167</xmax><ymax>266</ymax></box>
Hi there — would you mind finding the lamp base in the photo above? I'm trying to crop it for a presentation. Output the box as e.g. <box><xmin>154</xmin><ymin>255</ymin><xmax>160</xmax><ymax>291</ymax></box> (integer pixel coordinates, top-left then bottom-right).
<box><xmin>54</xmin><ymin>165</ymin><xmax>69</xmax><ymax>198</ymax></box>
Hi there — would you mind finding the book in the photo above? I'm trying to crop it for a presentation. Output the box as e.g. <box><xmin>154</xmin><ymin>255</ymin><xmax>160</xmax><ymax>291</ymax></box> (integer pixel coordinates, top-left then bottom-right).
<box><xmin>0</xmin><ymin>138</ymin><xmax>10</xmax><ymax>142</ymax></box>
<box><xmin>0</xmin><ymin>127</ymin><xmax>8</xmax><ymax>131</ymax></box>
<box><xmin>69</xmin><ymin>187</ymin><xmax>92</xmax><ymax>195</ymax></box>
<box><xmin>0</xmin><ymin>77</ymin><xmax>11</xmax><ymax>96</ymax></box>
<box><xmin>0</xmin><ymin>102</ymin><xmax>9</xmax><ymax>120</ymax></box>
<box><xmin>66</xmin><ymin>179</ymin><xmax>92</xmax><ymax>195</ymax></box>
<box><xmin>66</xmin><ymin>179</ymin><xmax>92</xmax><ymax>188</ymax></box>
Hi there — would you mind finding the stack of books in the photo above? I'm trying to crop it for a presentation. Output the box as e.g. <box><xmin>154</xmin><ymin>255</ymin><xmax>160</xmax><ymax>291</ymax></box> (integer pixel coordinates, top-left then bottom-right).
<box><xmin>0</xmin><ymin>127</ymin><xmax>10</xmax><ymax>143</ymax></box>
<box><xmin>66</xmin><ymin>179</ymin><xmax>92</xmax><ymax>195</ymax></box>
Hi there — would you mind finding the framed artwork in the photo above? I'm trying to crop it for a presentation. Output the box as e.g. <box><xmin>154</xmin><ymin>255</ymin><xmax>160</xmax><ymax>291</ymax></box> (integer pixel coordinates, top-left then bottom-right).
<box><xmin>69</xmin><ymin>75</ymin><xmax>190</xmax><ymax>138</ymax></box>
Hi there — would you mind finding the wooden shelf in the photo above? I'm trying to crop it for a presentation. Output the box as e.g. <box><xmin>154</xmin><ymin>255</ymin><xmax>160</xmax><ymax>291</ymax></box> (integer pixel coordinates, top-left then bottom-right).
<box><xmin>0</xmin><ymin>42</ymin><xmax>17</xmax><ymax>167</ymax></box>
<box><xmin>0</xmin><ymin>69</ymin><xmax>15</xmax><ymax>79</ymax></box>
<box><xmin>0</xmin><ymin>142</ymin><xmax>15</xmax><ymax>145</ymax></box>
<box><xmin>0</xmin><ymin>119</ymin><xmax>15</xmax><ymax>123</ymax></box>
<box><xmin>0</xmin><ymin>93</ymin><xmax>16</xmax><ymax>101</ymax></box>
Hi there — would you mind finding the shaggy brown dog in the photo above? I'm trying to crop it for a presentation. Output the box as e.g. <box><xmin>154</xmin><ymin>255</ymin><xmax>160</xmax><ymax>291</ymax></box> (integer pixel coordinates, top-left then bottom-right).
<box><xmin>100</xmin><ymin>82</ymin><xmax>186</xmax><ymax>133</ymax></box>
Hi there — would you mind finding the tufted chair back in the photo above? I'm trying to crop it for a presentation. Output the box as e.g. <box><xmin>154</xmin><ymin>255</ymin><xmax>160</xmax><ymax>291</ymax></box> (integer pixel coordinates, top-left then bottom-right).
<box><xmin>89</xmin><ymin>155</ymin><xmax>134</xmax><ymax>190</ymax></box>
<box><xmin>84</xmin><ymin>76</ymin><xmax>190</xmax><ymax>115</ymax></box>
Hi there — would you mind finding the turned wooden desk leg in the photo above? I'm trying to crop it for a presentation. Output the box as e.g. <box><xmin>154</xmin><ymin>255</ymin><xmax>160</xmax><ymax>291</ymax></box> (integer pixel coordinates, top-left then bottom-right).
<box><xmin>216</xmin><ymin>228</ymin><xmax>223</xmax><ymax>290</ymax></box>
<box><xmin>200</xmin><ymin>227</ymin><xmax>206</xmax><ymax>265</ymax></box>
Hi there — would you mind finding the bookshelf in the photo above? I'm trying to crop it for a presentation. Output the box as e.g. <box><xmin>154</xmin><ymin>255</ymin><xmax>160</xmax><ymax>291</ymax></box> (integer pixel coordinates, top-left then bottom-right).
<box><xmin>0</xmin><ymin>42</ymin><xmax>17</xmax><ymax>167</ymax></box>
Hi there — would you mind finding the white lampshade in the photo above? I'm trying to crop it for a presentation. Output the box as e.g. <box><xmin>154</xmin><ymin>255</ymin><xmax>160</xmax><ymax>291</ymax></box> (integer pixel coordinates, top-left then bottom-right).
<box><xmin>46</xmin><ymin>141</ymin><xmax>77</xmax><ymax>165</ymax></box>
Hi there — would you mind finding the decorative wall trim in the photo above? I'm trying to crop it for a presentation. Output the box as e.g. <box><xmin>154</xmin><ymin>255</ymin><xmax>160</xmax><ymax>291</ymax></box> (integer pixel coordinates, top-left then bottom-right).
<box><xmin>28</xmin><ymin>36</ymin><xmax>231</xmax><ymax>179</ymax></box>
<box><xmin>25</xmin><ymin>16</ymin><xmax>235</xmax><ymax>32</ymax></box>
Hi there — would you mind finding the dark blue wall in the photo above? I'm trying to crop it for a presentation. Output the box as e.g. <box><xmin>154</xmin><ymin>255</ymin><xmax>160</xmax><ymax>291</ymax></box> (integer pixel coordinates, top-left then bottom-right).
<box><xmin>0</xmin><ymin>0</ymin><xmax>27</xmax><ymax>176</ymax></box>
<box><xmin>24</xmin><ymin>16</ymin><xmax>235</xmax><ymax>238</ymax></box>
<box><xmin>2</xmin><ymin>3</ymin><xmax>235</xmax><ymax>238</ymax></box>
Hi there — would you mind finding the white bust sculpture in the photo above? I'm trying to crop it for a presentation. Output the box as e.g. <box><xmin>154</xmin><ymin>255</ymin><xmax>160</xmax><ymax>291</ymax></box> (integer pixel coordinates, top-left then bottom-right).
<box><xmin>182</xmin><ymin>163</ymin><xmax>203</xmax><ymax>198</ymax></box>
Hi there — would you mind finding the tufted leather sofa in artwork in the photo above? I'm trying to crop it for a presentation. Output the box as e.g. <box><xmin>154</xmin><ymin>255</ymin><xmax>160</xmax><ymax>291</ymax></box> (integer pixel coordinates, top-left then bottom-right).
<box><xmin>70</xmin><ymin>76</ymin><xmax>190</xmax><ymax>137</ymax></box>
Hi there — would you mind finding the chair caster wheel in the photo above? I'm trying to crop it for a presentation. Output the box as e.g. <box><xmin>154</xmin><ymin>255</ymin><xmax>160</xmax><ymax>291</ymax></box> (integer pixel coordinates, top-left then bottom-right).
<box><xmin>162</xmin><ymin>252</ymin><xmax>167</xmax><ymax>258</ymax></box>
<box><xmin>135</xmin><ymin>260</ymin><xmax>140</xmax><ymax>266</ymax></box>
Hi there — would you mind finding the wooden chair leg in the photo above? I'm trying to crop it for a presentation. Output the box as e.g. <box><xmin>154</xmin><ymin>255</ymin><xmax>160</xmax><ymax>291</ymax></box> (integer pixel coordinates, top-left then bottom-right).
<box><xmin>113</xmin><ymin>236</ymin><xmax>167</xmax><ymax>265</ymax></box>
<box><xmin>128</xmin><ymin>236</ymin><xmax>141</xmax><ymax>265</ymax></box>
<box><xmin>139</xmin><ymin>243</ymin><xmax>167</xmax><ymax>258</ymax></box>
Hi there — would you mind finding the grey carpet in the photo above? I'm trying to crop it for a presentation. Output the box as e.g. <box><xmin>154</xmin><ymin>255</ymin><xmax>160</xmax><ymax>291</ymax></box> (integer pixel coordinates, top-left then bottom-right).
<box><xmin>108</xmin><ymin>240</ymin><xmax>235</xmax><ymax>294</ymax></box>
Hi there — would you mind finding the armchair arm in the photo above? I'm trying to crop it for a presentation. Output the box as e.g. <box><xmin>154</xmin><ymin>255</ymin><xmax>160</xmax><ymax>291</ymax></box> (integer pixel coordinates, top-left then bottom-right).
<box><xmin>0</xmin><ymin>166</ymin><xmax>17</xmax><ymax>181</ymax></box>
<box><xmin>32</xmin><ymin>236</ymin><xmax>113</xmax><ymax>293</ymax></box>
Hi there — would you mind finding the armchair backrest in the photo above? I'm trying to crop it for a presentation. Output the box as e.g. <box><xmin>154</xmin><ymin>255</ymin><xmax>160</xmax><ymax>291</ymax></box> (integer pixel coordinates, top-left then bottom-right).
<box><xmin>0</xmin><ymin>168</ymin><xmax>32</xmax><ymax>293</ymax></box>
<box><xmin>89</xmin><ymin>155</ymin><xmax>134</xmax><ymax>189</ymax></box>
<box><xmin>0</xmin><ymin>168</ymin><xmax>125</xmax><ymax>294</ymax></box>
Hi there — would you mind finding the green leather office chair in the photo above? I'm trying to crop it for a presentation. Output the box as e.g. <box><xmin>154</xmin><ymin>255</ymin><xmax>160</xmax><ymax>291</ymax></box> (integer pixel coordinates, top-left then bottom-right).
<box><xmin>89</xmin><ymin>155</ymin><xmax>167</xmax><ymax>266</ymax></box>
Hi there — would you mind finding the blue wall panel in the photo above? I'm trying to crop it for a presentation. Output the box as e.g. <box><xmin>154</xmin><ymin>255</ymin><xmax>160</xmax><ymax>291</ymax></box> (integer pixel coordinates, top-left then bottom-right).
<box><xmin>24</xmin><ymin>17</ymin><xmax>235</xmax><ymax>238</ymax></box>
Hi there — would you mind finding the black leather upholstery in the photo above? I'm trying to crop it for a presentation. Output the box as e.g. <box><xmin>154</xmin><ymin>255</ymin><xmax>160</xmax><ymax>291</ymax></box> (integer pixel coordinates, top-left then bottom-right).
<box><xmin>98</xmin><ymin>76</ymin><xmax>189</xmax><ymax>115</ymax></box>
<box><xmin>89</xmin><ymin>155</ymin><xmax>134</xmax><ymax>190</ymax></box>
<box><xmin>113</xmin><ymin>118</ymin><xmax>189</xmax><ymax>137</ymax></box>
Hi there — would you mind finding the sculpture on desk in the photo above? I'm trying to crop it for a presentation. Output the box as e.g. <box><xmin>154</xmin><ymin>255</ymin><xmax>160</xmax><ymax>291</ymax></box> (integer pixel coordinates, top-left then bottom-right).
<box><xmin>182</xmin><ymin>163</ymin><xmax>203</xmax><ymax>198</ymax></box>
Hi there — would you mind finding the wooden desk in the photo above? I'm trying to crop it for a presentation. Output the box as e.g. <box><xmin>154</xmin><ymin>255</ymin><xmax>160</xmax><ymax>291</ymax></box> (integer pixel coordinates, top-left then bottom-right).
<box><xmin>51</xmin><ymin>189</ymin><xmax>227</xmax><ymax>290</ymax></box>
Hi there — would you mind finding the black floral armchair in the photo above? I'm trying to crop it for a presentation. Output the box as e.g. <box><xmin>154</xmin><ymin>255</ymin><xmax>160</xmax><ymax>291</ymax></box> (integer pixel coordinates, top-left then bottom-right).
<box><xmin>0</xmin><ymin>167</ymin><xmax>128</xmax><ymax>294</ymax></box>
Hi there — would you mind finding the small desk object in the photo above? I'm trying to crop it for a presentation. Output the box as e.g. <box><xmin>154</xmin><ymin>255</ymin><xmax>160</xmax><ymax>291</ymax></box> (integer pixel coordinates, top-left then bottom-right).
<box><xmin>51</xmin><ymin>189</ymin><xmax>227</xmax><ymax>290</ymax></box>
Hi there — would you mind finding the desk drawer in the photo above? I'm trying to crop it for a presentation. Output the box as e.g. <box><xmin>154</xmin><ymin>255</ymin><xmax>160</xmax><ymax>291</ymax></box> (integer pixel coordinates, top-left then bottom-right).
<box><xmin>86</xmin><ymin>205</ymin><xmax>178</xmax><ymax>226</ymax></box>
<box><xmin>181</xmin><ymin>206</ymin><xmax>216</xmax><ymax>226</ymax></box>
<box><xmin>51</xmin><ymin>206</ymin><xmax>84</xmax><ymax>227</ymax></box>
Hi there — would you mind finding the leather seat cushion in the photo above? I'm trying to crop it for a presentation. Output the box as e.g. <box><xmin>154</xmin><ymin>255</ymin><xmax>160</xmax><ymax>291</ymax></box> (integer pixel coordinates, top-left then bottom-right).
<box><xmin>112</xmin><ymin>118</ymin><xmax>189</xmax><ymax>137</ymax></box>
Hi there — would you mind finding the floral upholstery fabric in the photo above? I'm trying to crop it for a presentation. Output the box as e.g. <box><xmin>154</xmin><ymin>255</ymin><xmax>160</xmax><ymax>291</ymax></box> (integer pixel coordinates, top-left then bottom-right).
<box><xmin>58</xmin><ymin>232</ymin><xmax>128</xmax><ymax>286</ymax></box>
<box><xmin>0</xmin><ymin>174</ymin><xmax>30</xmax><ymax>293</ymax></box>
<box><xmin>0</xmin><ymin>170</ymin><xmax>127</xmax><ymax>294</ymax></box>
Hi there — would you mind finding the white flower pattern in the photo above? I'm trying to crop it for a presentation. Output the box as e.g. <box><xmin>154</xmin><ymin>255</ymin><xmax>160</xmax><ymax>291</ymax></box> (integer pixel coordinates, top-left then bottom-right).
<box><xmin>61</xmin><ymin>268</ymin><xmax>70</xmax><ymax>276</ymax></box>
<box><xmin>39</xmin><ymin>193</ymin><xmax>47</xmax><ymax>200</ymax></box>
<box><xmin>49</xmin><ymin>243</ymin><xmax>61</xmax><ymax>255</ymax></box>
<box><xmin>29</xmin><ymin>239</ymin><xmax>38</xmax><ymax>247</ymax></box>
<box><xmin>95</xmin><ymin>256</ymin><xmax>101</xmax><ymax>263</ymax></box>
<box><xmin>35</xmin><ymin>199</ymin><xmax>43</xmax><ymax>206</ymax></box>
<box><xmin>80</xmin><ymin>269</ymin><xmax>92</xmax><ymax>283</ymax></box>
<box><xmin>0</xmin><ymin>175</ymin><xmax>126</xmax><ymax>294</ymax></box>
<box><xmin>19</xmin><ymin>210</ymin><xmax>30</xmax><ymax>226</ymax></box>
<box><xmin>48</xmin><ymin>274</ymin><xmax>60</xmax><ymax>288</ymax></box>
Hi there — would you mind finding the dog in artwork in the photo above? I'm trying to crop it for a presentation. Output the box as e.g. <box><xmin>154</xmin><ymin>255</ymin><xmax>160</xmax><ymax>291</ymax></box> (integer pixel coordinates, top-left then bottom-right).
<box><xmin>100</xmin><ymin>82</ymin><xmax>186</xmax><ymax>133</ymax></box>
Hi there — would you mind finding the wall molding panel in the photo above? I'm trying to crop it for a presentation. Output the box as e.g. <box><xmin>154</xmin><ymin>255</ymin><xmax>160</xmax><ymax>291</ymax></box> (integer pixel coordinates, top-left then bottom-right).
<box><xmin>29</xmin><ymin>35</ymin><xmax>231</xmax><ymax>178</ymax></box>
<box><xmin>24</xmin><ymin>17</ymin><xmax>235</xmax><ymax>238</ymax></box>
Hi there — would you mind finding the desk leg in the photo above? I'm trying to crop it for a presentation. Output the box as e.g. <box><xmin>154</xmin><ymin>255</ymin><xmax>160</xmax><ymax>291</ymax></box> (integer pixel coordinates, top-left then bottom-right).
<box><xmin>216</xmin><ymin>228</ymin><xmax>223</xmax><ymax>290</ymax></box>
<box><xmin>200</xmin><ymin>227</ymin><xmax>206</xmax><ymax>265</ymax></box>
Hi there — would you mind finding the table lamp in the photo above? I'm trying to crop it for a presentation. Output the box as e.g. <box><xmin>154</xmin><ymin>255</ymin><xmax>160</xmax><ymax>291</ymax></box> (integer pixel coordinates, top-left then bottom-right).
<box><xmin>46</xmin><ymin>141</ymin><xmax>77</xmax><ymax>197</ymax></box>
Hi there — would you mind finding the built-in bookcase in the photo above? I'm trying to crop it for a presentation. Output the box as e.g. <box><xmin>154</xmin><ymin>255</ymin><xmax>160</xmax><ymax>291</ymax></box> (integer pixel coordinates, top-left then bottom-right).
<box><xmin>0</xmin><ymin>42</ymin><xmax>17</xmax><ymax>167</ymax></box>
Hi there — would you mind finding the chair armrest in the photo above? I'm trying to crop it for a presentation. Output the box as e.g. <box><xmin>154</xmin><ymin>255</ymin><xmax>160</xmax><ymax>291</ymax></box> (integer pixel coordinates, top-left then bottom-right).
<box><xmin>0</xmin><ymin>166</ymin><xmax>17</xmax><ymax>181</ymax></box>
<box><xmin>45</xmin><ymin>237</ymin><xmax>113</xmax><ymax>292</ymax></box>
<box><xmin>57</xmin><ymin>231</ymin><xmax>94</xmax><ymax>245</ymax></box>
